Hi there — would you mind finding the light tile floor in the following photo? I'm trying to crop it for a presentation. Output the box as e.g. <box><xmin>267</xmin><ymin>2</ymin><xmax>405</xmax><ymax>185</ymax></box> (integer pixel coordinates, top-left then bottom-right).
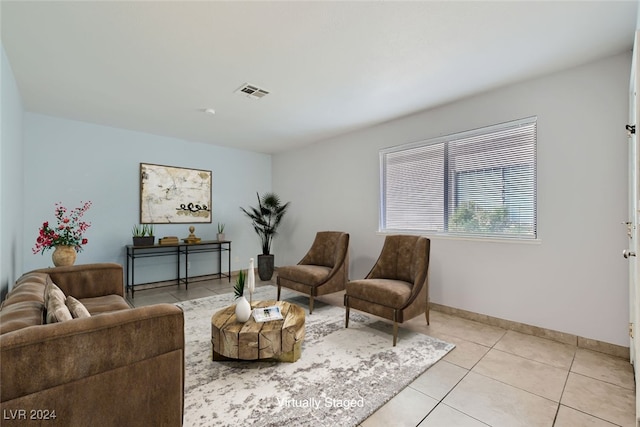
<box><xmin>127</xmin><ymin>276</ymin><xmax>637</xmax><ymax>427</ymax></box>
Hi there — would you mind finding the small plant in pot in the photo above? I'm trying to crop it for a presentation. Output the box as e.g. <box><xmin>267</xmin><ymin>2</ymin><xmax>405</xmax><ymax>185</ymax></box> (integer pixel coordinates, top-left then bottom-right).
<box><xmin>240</xmin><ymin>192</ymin><xmax>290</xmax><ymax>281</ymax></box>
<box><xmin>132</xmin><ymin>224</ymin><xmax>155</xmax><ymax>246</ymax></box>
<box><xmin>217</xmin><ymin>222</ymin><xmax>226</xmax><ymax>241</ymax></box>
<box><xmin>233</xmin><ymin>269</ymin><xmax>246</xmax><ymax>299</ymax></box>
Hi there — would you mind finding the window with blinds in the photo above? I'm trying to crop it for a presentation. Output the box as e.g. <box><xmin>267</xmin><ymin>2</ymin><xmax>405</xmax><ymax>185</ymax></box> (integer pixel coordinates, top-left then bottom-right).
<box><xmin>380</xmin><ymin>117</ymin><xmax>537</xmax><ymax>239</ymax></box>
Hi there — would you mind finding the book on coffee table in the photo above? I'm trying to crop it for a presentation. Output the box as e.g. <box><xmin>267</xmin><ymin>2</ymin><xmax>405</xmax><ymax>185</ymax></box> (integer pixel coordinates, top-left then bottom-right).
<box><xmin>252</xmin><ymin>305</ymin><xmax>283</xmax><ymax>322</ymax></box>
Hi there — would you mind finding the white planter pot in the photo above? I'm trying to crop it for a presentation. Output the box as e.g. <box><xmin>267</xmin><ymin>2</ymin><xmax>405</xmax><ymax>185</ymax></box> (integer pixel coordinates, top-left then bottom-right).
<box><xmin>235</xmin><ymin>296</ymin><xmax>251</xmax><ymax>322</ymax></box>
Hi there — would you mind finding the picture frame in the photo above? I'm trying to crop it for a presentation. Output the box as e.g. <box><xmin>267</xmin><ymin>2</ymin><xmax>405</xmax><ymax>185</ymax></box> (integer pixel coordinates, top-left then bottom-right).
<box><xmin>140</xmin><ymin>163</ymin><xmax>212</xmax><ymax>224</ymax></box>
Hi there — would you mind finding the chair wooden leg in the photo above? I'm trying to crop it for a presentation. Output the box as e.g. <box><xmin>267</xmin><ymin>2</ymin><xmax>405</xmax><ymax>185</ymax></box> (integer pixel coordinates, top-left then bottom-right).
<box><xmin>393</xmin><ymin>322</ymin><xmax>398</xmax><ymax>347</ymax></box>
<box><xmin>277</xmin><ymin>284</ymin><xmax>281</xmax><ymax>301</ymax></box>
<box><xmin>426</xmin><ymin>294</ymin><xmax>430</xmax><ymax>325</ymax></box>
<box><xmin>345</xmin><ymin>305</ymin><xmax>350</xmax><ymax>328</ymax></box>
<box><xmin>309</xmin><ymin>295</ymin><xmax>314</xmax><ymax>314</ymax></box>
<box><xmin>344</xmin><ymin>295</ymin><xmax>350</xmax><ymax>328</ymax></box>
<box><xmin>392</xmin><ymin>309</ymin><xmax>399</xmax><ymax>346</ymax></box>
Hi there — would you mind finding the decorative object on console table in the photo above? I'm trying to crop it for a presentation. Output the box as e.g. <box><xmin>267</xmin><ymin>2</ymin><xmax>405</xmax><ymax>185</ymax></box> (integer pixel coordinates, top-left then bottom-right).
<box><xmin>32</xmin><ymin>201</ymin><xmax>92</xmax><ymax>267</ymax></box>
<box><xmin>217</xmin><ymin>222</ymin><xmax>226</xmax><ymax>241</ymax></box>
<box><xmin>132</xmin><ymin>224</ymin><xmax>155</xmax><ymax>246</ymax></box>
<box><xmin>240</xmin><ymin>192</ymin><xmax>290</xmax><ymax>281</ymax></box>
<box><xmin>234</xmin><ymin>270</ymin><xmax>251</xmax><ymax>322</ymax></box>
<box><xmin>183</xmin><ymin>226</ymin><xmax>201</xmax><ymax>244</ymax></box>
<box><xmin>159</xmin><ymin>236</ymin><xmax>179</xmax><ymax>245</ymax></box>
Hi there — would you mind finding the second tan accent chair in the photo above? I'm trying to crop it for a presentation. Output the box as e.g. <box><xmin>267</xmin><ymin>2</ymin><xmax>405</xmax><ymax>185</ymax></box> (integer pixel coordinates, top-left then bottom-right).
<box><xmin>344</xmin><ymin>235</ymin><xmax>430</xmax><ymax>346</ymax></box>
<box><xmin>277</xmin><ymin>231</ymin><xmax>349</xmax><ymax>314</ymax></box>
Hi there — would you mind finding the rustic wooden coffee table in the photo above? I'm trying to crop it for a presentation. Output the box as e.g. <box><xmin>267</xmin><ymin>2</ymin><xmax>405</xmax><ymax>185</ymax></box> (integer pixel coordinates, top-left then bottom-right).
<box><xmin>211</xmin><ymin>300</ymin><xmax>305</xmax><ymax>362</ymax></box>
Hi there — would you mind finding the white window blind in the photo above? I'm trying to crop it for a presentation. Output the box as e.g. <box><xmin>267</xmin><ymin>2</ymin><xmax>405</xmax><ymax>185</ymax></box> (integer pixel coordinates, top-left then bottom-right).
<box><xmin>380</xmin><ymin>117</ymin><xmax>537</xmax><ymax>239</ymax></box>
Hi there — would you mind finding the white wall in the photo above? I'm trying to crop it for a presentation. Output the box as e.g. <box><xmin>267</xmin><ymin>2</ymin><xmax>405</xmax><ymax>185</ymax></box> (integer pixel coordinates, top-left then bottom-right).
<box><xmin>22</xmin><ymin>114</ymin><xmax>272</xmax><ymax>283</ymax></box>
<box><xmin>273</xmin><ymin>52</ymin><xmax>631</xmax><ymax>346</ymax></box>
<box><xmin>1</xmin><ymin>45</ymin><xmax>24</xmax><ymax>296</ymax></box>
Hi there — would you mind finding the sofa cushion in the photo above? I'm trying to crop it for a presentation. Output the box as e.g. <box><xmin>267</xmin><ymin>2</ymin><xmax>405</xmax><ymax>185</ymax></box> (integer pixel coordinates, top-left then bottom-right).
<box><xmin>79</xmin><ymin>295</ymin><xmax>131</xmax><ymax>315</ymax></box>
<box><xmin>44</xmin><ymin>277</ymin><xmax>72</xmax><ymax>323</ymax></box>
<box><xmin>66</xmin><ymin>296</ymin><xmax>91</xmax><ymax>318</ymax></box>
<box><xmin>1</xmin><ymin>283</ymin><xmax>45</xmax><ymax>308</ymax></box>
<box><xmin>13</xmin><ymin>272</ymin><xmax>48</xmax><ymax>289</ymax></box>
<box><xmin>45</xmin><ymin>297</ymin><xmax>73</xmax><ymax>323</ymax></box>
<box><xmin>1</xmin><ymin>273</ymin><xmax>47</xmax><ymax>309</ymax></box>
<box><xmin>44</xmin><ymin>277</ymin><xmax>66</xmax><ymax>306</ymax></box>
<box><xmin>0</xmin><ymin>300</ymin><xmax>45</xmax><ymax>334</ymax></box>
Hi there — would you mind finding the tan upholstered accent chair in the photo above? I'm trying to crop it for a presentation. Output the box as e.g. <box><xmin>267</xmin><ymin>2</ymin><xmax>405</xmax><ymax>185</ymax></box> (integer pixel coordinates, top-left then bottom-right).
<box><xmin>277</xmin><ymin>231</ymin><xmax>349</xmax><ymax>314</ymax></box>
<box><xmin>344</xmin><ymin>235</ymin><xmax>430</xmax><ymax>346</ymax></box>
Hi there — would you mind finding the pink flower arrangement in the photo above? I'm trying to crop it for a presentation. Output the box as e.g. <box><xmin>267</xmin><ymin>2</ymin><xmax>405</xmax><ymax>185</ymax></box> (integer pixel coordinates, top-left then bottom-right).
<box><xmin>32</xmin><ymin>201</ymin><xmax>92</xmax><ymax>254</ymax></box>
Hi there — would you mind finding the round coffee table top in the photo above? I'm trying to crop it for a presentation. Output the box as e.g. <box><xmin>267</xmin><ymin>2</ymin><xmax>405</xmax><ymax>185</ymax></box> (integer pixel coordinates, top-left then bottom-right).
<box><xmin>211</xmin><ymin>300</ymin><xmax>305</xmax><ymax>362</ymax></box>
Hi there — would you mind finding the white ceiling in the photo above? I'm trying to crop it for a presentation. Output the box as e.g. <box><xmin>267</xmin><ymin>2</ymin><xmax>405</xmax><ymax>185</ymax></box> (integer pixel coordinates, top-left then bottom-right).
<box><xmin>1</xmin><ymin>1</ymin><xmax>638</xmax><ymax>154</ymax></box>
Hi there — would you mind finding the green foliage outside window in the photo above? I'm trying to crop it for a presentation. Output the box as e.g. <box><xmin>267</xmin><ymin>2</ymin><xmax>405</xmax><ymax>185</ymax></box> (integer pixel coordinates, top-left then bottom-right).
<box><xmin>449</xmin><ymin>202</ymin><xmax>510</xmax><ymax>234</ymax></box>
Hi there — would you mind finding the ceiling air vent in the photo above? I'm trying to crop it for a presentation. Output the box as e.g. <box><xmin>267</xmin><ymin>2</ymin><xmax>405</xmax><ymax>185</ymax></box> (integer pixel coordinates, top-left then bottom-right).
<box><xmin>235</xmin><ymin>83</ymin><xmax>270</xmax><ymax>100</ymax></box>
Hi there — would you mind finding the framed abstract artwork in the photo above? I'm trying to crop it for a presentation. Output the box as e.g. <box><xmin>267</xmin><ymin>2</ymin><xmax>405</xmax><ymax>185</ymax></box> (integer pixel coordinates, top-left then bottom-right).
<box><xmin>139</xmin><ymin>163</ymin><xmax>212</xmax><ymax>224</ymax></box>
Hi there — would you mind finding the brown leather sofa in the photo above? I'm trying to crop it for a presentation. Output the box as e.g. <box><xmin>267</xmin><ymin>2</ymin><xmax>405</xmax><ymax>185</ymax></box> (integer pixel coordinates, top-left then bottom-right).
<box><xmin>0</xmin><ymin>263</ymin><xmax>184</xmax><ymax>426</ymax></box>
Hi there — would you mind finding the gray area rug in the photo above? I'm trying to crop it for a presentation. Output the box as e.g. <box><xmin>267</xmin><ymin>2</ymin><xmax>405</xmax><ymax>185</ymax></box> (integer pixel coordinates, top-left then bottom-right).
<box><xmin>177</xmin><ymin>287</ymin><xmax>454</xmax><ymax>427</ymax></box>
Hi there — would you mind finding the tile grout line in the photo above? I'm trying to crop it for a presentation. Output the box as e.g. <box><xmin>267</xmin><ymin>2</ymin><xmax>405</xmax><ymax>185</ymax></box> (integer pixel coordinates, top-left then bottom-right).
<box><xmin>555</xmin><ymin>352</ymin><xmax>628</xmax><ymax>426</ymax></box>
<box><xmin>416</xmin><ymin>329</ymin><xmax>509</xmax><ymax>426</ymax></box>
<box><xmin>550</xmin><ymin>345</ymin><xmax>576</xmax><ymax>426</ymax></box>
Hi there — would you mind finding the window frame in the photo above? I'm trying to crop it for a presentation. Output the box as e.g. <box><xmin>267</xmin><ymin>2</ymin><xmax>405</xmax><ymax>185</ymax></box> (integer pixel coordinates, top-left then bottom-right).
<box><xmin>379</xmin><ymin>116</ymin><xmax>538</xmax><ymax>240</ymax></box>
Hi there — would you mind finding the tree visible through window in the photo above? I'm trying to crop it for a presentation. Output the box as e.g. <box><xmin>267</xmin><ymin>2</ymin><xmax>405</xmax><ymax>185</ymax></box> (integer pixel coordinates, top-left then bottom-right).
<box><xmin>380</xmin><ymin>117</ymin><xmax>537</xmax><ymax>239</ymax></box>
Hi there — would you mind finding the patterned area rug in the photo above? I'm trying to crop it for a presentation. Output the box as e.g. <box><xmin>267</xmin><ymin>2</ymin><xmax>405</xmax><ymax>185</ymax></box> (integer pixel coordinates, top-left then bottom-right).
<box><xmin>177</xmin><ymin>287</ymin><xmax>454</xmax><ymax>427</ymax></box>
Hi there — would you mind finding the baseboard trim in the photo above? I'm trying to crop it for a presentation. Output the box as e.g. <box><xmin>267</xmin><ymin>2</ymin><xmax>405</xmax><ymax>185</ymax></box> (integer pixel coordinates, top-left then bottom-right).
<box><xmin>430</xmin><ymin>302</ymin><xmax>629</xmax><ymax>360</ymax></box>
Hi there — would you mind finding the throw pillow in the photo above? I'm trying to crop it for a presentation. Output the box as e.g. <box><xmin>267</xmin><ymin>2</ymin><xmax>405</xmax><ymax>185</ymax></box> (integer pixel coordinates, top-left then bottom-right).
<box><xmin>65</xmin><ymin>296</ymin><xmax>91</xmax><ymax>319</ymax></box>
<box><xmin>46</xmin><ymin>297</ymin><xmax>73</xmax><ymax>323</ymax></box>
<box><xmin>44</xmin><ymin>277</ymin><xmax>66</xmax><ymax>306</ymax></box>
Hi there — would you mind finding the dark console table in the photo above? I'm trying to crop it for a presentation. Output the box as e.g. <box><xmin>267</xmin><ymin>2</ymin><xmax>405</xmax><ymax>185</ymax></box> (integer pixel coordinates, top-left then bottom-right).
<box><xmin>125</xmin><ymin>240</ymin><xmax>231</xmax><ymax>297</ymax></box>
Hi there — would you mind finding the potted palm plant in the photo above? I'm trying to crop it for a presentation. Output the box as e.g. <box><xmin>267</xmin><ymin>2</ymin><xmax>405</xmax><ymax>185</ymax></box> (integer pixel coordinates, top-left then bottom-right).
<box><xmin>240</xmin><ymin>192</ymin><xmax>290</xmax><ymax>280</ymax></box>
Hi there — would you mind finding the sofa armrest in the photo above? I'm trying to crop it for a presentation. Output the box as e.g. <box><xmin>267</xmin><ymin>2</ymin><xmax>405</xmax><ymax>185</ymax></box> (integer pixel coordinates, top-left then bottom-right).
<box><xmin>32</xmin><ymin>263</ymin><xmax>124</xmax><ymax>298</ymax></box>
<box><xmin>0</xmin><ymin>303</ymin><xmax>184</xmax><ymax>403</ymax></box>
